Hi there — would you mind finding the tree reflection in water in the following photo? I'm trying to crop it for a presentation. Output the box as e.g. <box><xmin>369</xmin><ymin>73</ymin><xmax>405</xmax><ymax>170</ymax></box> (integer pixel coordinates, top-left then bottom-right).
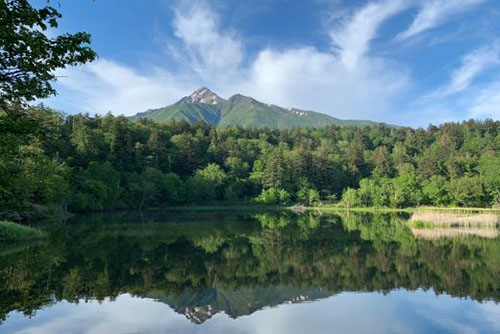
<box><xmin>1</xmin><ymin>210</ymin><xmax>499</xmax><ymax>324</ymax></box>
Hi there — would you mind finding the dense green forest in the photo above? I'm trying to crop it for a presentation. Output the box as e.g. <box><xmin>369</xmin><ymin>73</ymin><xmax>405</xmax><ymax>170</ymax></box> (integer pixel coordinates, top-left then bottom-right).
<box><xmin>1</xmin><ymin>1</ymin><xmax>499</xmax><ymax>220</ymax></box>
<box><xmin>1</xmin><ymin>104</ymin><xmax>499</xmax><ymax>220</ymax></box>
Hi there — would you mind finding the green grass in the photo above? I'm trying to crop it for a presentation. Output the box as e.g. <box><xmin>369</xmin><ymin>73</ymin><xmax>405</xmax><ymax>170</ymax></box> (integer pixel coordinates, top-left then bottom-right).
<box><xmin>0</xmin><ymin>221</ymin><xmax>46</xmax><ymax>242</ymax></box>
<box><xmin>303</xmin><ymin>206</ymin><xmax>500</xmax><ymax>214</ymax></box>
<box><xmin>149</xmin><ymin>204</ymin><xmax>500</xmax><ymax>214</ymax></box>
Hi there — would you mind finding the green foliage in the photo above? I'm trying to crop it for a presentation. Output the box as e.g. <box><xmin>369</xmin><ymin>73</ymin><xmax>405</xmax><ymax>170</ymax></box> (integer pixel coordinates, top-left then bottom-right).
<box><xmin>196</xmin><ymin>163</ymin><xmax>227</xmax><ymax>199</ymax></box>
<box><xmin>255</xmin><ymin>188</ymin><xmax>290</xmax><ymax>205</ymax></box>
<box><xmin>422</xmin><ymin>175</ymin><xmax>450</xmax><ymax>206</ymax></box>
<box><xmin>261</xmin><ymin>146</ymin><xmax>291</xmax><ymax>190</ymax></box>
<box><xmin>0</xmin><ymin>221</ymin><xmax>45</xmax><ymax>242</ymax></box>
<box><xmin>185</xmin><ymin>175</ymin><xmax>216</xmax><ymax>204</ymax></box>
<box><xmin>448</xmin><ymin>176</ymin><xmax>485</xmax><ymax>207</ymax></box>
<box><xmin>297</xmin><ymin>181</ymin><xmax>321</xmax><ymax>206</ymax></box>
<box><xmin>163</xmin><ymin>173</ymin><xmax>185</xmax><ymax>204</ymax></box>
<box><xmin>478</xmin><ymin>154</ymin><xmax>500</xmax><ymax>207</ymax></box>
<box><xmin>0</xmin><ymin>0</ymin><xmax>97</xmax><ymax>104</ymax></box>
<box><xmin>391</xmin><ymin>164</ymin><xmax>423</xmax><ymax>207</ymax></box>
<box><xmin>70</xmin><ymin>162</ymin><xmax>120</xmax><ymax>212</ymax></box>
<box><xmin>1</xmin><ymin>104</ymin><xmax>500</xmax><ymax>218</ymax></box>
<box><xmin>1</xmin><ymin>0</ymin><xmax>498</xmax><ymax>217</ymax></box>
<box><xmin>341</xmin><ymin>188</ymin><xmax>359</xmax><ymax>208</ymax></box>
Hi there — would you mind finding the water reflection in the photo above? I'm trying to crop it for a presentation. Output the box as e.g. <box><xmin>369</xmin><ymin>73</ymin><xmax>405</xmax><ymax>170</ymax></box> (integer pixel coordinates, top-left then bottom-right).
<box><xmin>1</xmin><ymin>211</ymin><xmax>500</xmax><ymax>333</ymax></box>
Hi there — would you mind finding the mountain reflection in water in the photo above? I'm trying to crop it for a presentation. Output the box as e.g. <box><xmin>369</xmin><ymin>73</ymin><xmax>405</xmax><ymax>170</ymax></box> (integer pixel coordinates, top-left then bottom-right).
<box><xmin>1</xmin><ymin>211</ymin><xmax>500</xmax><ymax>333</ymax></box>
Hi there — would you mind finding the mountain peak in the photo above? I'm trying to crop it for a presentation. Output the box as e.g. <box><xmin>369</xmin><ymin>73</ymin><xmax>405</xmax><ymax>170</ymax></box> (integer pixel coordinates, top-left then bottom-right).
<box><xmin>132</xmin><ymin>89</ymin><xmax>389</xmax><ymax>129</ymax></box>
<box><xmin>176</xmin><ymin>87</ymin><xmax>225</xmax><ymax>105</ymax></box>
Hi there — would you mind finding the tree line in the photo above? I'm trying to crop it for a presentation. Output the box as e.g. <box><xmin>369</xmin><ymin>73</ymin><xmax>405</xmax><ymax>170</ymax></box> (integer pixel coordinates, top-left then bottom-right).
<box><xmin>1</xmin><ymin>104</ymin><xmax>499</xmax><ymax>219</ymax></box>
<box><xmin>1</xmin><ymin>1</ymin><xmax>499</xmax><ymax>219</ymax></box>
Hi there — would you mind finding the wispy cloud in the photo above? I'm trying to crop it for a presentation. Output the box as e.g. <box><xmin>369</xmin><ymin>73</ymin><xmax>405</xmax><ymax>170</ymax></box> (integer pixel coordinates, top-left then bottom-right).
<box><xmin>415</xmin><ymin>42</ymin><xmax>500</xmax><ymax>122</ymax></box>
<box><xmin>330</xmin><ymin>0</ymin><xmax>409</xmax><ymax>68</ymax></box>
<box><xmin>240</xmin><ymin>48</ymin><xmax>409</xmax><ymax>121</ymax></box>
<box><xmin>52</xmin><ymin>60</ymin><xmax>189</xmax><ymax>115</ymax></box>
<box><xmin>172</xmin><ymin>2</ymin><xmax>243</xmax><ymax>80</ymax></box>
<box><xmin>52</xmin><ymin>0</ymin><xmax>410</xmax><ymax>121</ymax></box>
<box><xmin>397</xmin><ymin>0</ymin><xmax>488</xmax><ymax>40</ymax></box>
<box><xmin>47</xmin><ymin>0</ymin><xmax>498</xmax><ymax>126</ymax></box>
<box><xmin>431</xmin><ymin>41</ymin><xmax>500</xmax><ymax>97</ymax></box>
<box><xmin>223</xmin><ymin>0</ymin><xmax>410</xmax><ymax>120</ymax></box>
<box><xmin>467</xmin><ymin>81</ymin><xmax>500</xmax><ymax>119</ymax></box>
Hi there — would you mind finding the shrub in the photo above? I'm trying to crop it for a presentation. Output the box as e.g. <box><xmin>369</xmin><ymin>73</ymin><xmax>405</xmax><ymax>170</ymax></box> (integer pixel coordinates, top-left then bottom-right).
<box><xmin>255</xmin><ymin>188</ymin><xmax>290</xmax><ymax>205</ymax></box>
<box><xmin>0</xmin><ymin>221</ymin><xmax>45</xmax><ymax>242</ymax></box>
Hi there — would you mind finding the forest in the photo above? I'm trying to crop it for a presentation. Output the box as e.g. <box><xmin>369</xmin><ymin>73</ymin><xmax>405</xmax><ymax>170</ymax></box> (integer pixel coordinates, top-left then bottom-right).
<box><xmin>1</xmin><ymin>104</ymin><xmax>499</xmax><ymax>220</ymax></box>
<box><xmin>1</xmin><ymin>0</ymin><xmax>500</xmax><ymax>220</ymax></box>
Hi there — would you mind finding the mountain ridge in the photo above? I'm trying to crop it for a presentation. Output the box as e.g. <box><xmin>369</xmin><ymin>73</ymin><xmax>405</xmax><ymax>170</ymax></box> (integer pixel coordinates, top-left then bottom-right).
<box><xmin>130</xmin><ymin>88</ymin><xmax>393</xmax><ymax>129</ymax></box>
<box><xmin>147</xmin><ymin>286</ymin><xmax>334</xmax><ymax>324</ymax></box>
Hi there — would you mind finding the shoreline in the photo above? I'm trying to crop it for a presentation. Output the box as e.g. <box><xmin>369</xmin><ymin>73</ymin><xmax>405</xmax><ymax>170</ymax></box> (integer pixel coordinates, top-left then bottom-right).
<box><xmin>300</xmin><ymin>206</ymin><xmax>500</xmax><ymax>214</ymax></box>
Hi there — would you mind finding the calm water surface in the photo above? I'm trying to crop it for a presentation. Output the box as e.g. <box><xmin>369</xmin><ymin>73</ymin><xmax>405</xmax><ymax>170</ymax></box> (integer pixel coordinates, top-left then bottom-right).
<box><xmin>1</xmin><ymin>211</ymin><xmax>500</xmax><ymax>334</ymax></box>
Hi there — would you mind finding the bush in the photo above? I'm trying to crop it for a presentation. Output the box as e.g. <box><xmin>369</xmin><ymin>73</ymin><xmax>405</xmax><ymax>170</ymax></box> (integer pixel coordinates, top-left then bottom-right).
<box><xmin>185</xmin><ymin>176</ymin><xmax>216</xmax><ymax>204</ymax></box>
<box><xmin>297</xmin><ymin>186</ymin><xmax>321</xmax><ymax>206</ymax></box>
<box><xmin>341</xmin><ymin>188</ymin><xmax>359</xmax><ymax>208</ymax></box>
<box><xmin>255</xmin><ymin>188</ymin><xmax>290</xmax><ymax>205</ymax></box>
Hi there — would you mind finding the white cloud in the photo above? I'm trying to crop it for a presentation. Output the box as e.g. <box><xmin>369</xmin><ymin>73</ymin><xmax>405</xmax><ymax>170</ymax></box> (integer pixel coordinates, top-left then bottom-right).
<box><xmin>49</xmin><ymin>0</ymin><xmax>410</xmax><ymax>121</ymax></box>
<box><xmin>467</xmin><ymin>81</ymin><xmax>500</xmax><ymax>119</ymax></box>
<box><xmin>397</xmin><ymin>0</ymin><xmax>488</xmax><ymax>40</ymax></box>
<box><xmin>415</xmin><ymin>42</ymin><xmax>500</xmax><ymax>122</ymax></box>
<box><xmin>234</xmin><ymin>0</ymin><xmax>411</xmax><ymax>120</ymax></box>
<box><xmin>330</xmin><ymin>0</ymin><xmax>409</xmax><ymax>68</ymax></box>
<box><xmin>239</xmin><ymin>47</ymin><xmax>409</xmax><ymax>120</ymax></box>
<box><xmin>172</xmin><ymin>2</ymin><xmax>243</xmax><ymax>81</ymax></box>
<box><xmin>430</xmin><ymin>41</ymin><xmax>500</xmax><ymax>97</ymax></box>
<box><xmin>52</xmin><ymin>60</ymin><xmax>189</xmax><ymax>116</ymax></box>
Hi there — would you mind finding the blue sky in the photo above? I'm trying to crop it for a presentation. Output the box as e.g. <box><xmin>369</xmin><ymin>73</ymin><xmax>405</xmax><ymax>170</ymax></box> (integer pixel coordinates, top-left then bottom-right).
<box><xmin>45</xmin><ymin>0</ymin><xmax>500</xmax><ymax>126</ymax></box>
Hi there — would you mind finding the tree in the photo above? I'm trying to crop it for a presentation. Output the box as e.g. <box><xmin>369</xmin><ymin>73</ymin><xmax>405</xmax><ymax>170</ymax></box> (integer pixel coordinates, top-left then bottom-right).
<box><xmin>70</xmin><ymin>162</ymin><xmax>120</xmax><ymax>212</ymax></box>
<box><xmin>297</xmin><ymin>180</ymin><xmax>321</xmax><ymax>206</ymax></box>
<box><xmin>391</xmin><ymin>164</ymin><xmax>422</xmax><ymax>207</ymax></box>
<box><xmin>196</xmin><ymin>163</ymin><xmax>227</xmax><ymax>199</ymax></box>
<box><xmin>373</xmin><ymin>146</ymin><xmax>394</xmax><ymax>177</ymax></box>
<box><xmin>448</xmin><ymin>176</ymin><xmax>485</xmax><ymax>207</ymax></box>
<box><xmin>196</xmin><ymin>163</ymin><xmax>227</xmax><ymax>187</ymax></box>
<box><xmin>185</xmin><ymin>175</ymin><xmax>216</xmax><ymax>204</ymax></box>
<box><xmin>255</xmin><ymin>188</ymin><xmax>290</xmax><ymax>205</ymax></box>
<box><xmin>422</xmin><ymin>175</ymin><xmax>450</xmax><ymax>206</ymax></box>
<box><xmin>261</xmin><ymin>146</ymin><xmax>290</xmax><ymax>190</ymax></box>
<box><xmin>341</xmin><ymin>188</ymin><xmax>358</xmax><ymax>209</ymax></box>
<box><xmin>171</xmin><ymin>133</ymin><xmax>203</xmax><ymax>176</ymax></box>
<box><xmin>163</xmin><ymin>173</ymin><xmax>185</xmax><ymax>204</ymax></box>
<box><xmin>478</xmin><ymin>154</ymin><xmax>500</xmax><ymax>207</ymax></box>
<box><xmin>0</xmin><ymin>0</ymin><xmax>97</xmax><ymax>104</ymax></box>
<box><xmin>225</xmin><ymin>156</ymin><xmax>249</xmax><ymax>180</ymax></box>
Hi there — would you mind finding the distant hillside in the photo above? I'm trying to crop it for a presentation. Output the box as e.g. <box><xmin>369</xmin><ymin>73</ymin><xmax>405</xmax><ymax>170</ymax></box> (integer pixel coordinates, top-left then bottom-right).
<box><xmin>129</xmin><ymin>87</ymin><xmax>390</xmax><ymax>129</ymax></box>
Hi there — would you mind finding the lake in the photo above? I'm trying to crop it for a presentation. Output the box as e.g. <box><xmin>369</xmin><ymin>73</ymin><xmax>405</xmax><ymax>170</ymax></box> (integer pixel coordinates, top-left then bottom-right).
<box><xmin>1</xmin><ymin>210</ymin><xmax>500</xmax><ymax>334</ymax></box>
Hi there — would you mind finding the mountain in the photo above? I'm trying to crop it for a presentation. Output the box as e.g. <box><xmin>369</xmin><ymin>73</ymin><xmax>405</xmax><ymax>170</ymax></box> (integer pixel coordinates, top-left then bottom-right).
<box><xmin>129</xmin><ymin>87</ymin><xmax>387</xmax><ymax>129</ymax></box>
<box><xmin>147</xmin><ymin>286</ymin><xmax>334</xmax><ymax>324</ymax></box>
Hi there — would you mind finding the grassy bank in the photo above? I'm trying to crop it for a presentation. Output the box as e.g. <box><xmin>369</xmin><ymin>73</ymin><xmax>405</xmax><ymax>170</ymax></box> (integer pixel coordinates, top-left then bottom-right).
<box><xmin>0</xmin><ymin>221</ymin><xmax>46</xmax><ymax>242</ymax></box>
<box><xmin>144</xmin><ymin>204</ymin><xmax>500</xmax><ymax>214</ymax></box>
<box><xmin>303</xmin><ymin>206</ymin><xmax>500</xmax><ymax>214</ymax></box>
